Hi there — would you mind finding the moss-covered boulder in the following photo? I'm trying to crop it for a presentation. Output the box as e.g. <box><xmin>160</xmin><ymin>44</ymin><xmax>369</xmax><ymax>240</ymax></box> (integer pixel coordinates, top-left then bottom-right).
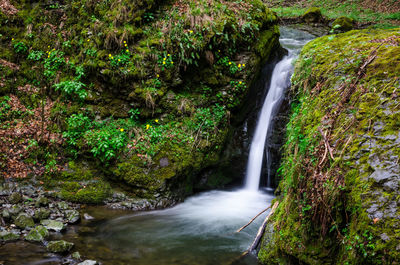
<box><xmin>0</xmin><ymin>230</ymin><xmax>20</xmax><ymax>241</ymax></box>
<box><xmin>34</xmin><ymin>208</ymin><xmax>50</xmax><ymax>221</ymax></box>
<box><xmin>259</xmin><ymin>28</ymin><xmax>400</xmax><ymax>264</ymax></box>
<box><xmin>331</xmin><ymin>16</ymin><xmax>354</xmax><ymax>33</ymax></box>
<box><xmin>47</xmin><ymin>240</ymin><xmax>74</xmax><ymax>253</ymax></box>
<box><xmin>8</xmin><ymin>192</ymin><xmax>22</xmax><ymax>204</ymax></box>
<box><xmin>301</xmin><ymin>7</ymin><xmax>323</xmax><ymax>23</ymax></box>
<box><xmin>65</xmin><ymin>209</ymin><xmax>80</xmax><ymax>224</ymax></box>
<box><xmin>14</xmin><ymin>213</ymin><xmax>34</xmax><ymax>229</ymax></box>
<box><xmin>25</xmin><ymin>225</ymin><xmax>49</xmax><ymax>242</ymax></box>
<box><xmin>40</xmin><ymin>219</ymin><xmax>65</xmax><ymax>232</ymax></box>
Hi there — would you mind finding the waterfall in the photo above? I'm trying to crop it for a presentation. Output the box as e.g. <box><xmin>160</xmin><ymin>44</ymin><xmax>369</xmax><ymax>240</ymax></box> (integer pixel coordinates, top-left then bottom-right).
<box><xmin>244</xmin><ymin>56</ymin><xmax>294</xmax><ymax>190</ymax></box>
<box><xmin>244</xmin><ymin>28</ymin><xmax>314</xmax><ymax>191</ymax></box>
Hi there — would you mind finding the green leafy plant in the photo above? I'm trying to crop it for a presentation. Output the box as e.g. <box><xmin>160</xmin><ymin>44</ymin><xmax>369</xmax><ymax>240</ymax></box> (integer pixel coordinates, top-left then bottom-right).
<box><xmin>27</xmin><ymin>50</ymin><xmax>44</xmax><ymax>61</ymax></box>
<box><xmin>53</xmin><ymin>80</ymin><xmax>87</xmax><ymax>100</ymax></box>
<box><xmin>12</xmin><ymin>40</ymin><xmax>28</xmax><ymax>54</ymax></box>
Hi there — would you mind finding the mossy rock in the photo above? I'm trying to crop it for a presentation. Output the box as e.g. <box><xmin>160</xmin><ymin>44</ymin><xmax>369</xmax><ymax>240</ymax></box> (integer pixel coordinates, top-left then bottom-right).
<box><xmin>0</xmin><ymin>231</ymin><xmax>20</xmax><ymax>241</ymax></box>
<box><xmin>25</xmin><ymin>225</ymin><xmax>49</xmax><ymax>242</ymax></box>
<box><xmin>259</xmin><ymin>28</ymin><xmax>400</xmax><ymax>264</ymax></box>
<box><xmin>301</xmin><ymin>7</ymin><xmax>323</xmax><ymax>23</ymax></box>
<box><xmin>14</xmin><ymin>213</ymin><xmax>35</xmax><ymax>229</ymax></box>
<box><xmin>40</xmin><ymin>219</ymin><xmax>65</xmax><ymax>232</ymax></box>
<box><xmin>331</xmin><ymin>16</ymin><xmax>354</xmax><ymax>33</ymax></box>
<box><xmin>60</xmin><ymin>180</ymin><xmax>111</xmax><ymax>204</ymax></box>
<box><xmin>47</xmin><ymin>240</ymin><xmax>74</xmax><ymax>253</ymax></box>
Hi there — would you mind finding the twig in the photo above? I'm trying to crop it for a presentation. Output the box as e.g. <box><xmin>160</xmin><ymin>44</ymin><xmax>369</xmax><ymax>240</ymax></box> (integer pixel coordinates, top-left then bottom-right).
<box><xmin>248</xmin><ymin>201</ymin><xmax>279</xmax><ymax>253</ymax></box>
<box><xmin>236</xmin><ymin>205</ymin><xmax>272</xmax><ymax>233</ymax></box>
<box><xmin>318</xmin><ymin>127</ymin><xmax>334</xmax><ymax>160</ymax></box>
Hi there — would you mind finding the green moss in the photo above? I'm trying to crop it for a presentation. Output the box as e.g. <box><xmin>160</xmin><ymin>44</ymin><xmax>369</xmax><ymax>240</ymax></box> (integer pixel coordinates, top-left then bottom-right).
<box><xmin>331</xmin><ymin>17</ymin><xmax>354</xmax><ymax>32</ymax></box>
<box><xmin>302</xmin><ymin>7</ymin><xmax>322</xmax><ymax>23</ymax></box>
<box><xmin>60</xmin><ymin>180</ymin><xmax>111</xmax><ymax>204</ymax></box>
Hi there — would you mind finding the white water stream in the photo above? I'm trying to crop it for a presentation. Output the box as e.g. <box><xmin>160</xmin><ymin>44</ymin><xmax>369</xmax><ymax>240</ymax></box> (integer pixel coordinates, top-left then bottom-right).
<box><xmin>245</xmin><ymin>27</ymin><xmax>315</xmax><ymax>190</ymax></box>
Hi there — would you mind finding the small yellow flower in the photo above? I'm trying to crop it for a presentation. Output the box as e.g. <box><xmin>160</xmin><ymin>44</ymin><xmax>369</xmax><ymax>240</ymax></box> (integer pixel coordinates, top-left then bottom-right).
<box><xmin>239</xmin><ymin>81</ymin><xmax>242</xmax><ymax>84</ymax></box>
<box><xmin>123</xmin><ymin>41</ymin><xmax>126</xmax><ymax>43</ymax></box>
<box><xmin>171</xmin><ymin>61</ymin><xmax>173</xmax><ymax>64</ymax></box>
<box><xmin>238</xmin><ymin>64</ymin><xmax>241</xmax><ymax>67</ymax></box>
<box><xmin>228</xmin><ymin>62</ymin><xmax>232</xmax><ymax>65</ymax></box>
<box><xmin>11</xmin><ymin>38</ymin><xmax>14</xmax><ymax>41</ymax></box>
<box><xmin>118</xmin><ymin>59</ymin><xmax>121</xmax><ymax>62</ymax></box>
<box><xmin>120</xmin><ymin>128</ymin><xmax>124</xmax><ymax>132</ymax></box>
<box><xmin>111</xmin><ymin>56</ymin><xmax>114</xmax><ymax>59</ymax></box>
<box><xmin>163</xmin><ymin>61</ymin><xmax>166</xmax><ymax>65</ymax></box>
<box><xmin>126</xmin><ymin>49</ymin><xmax>129</xmax><ymax>52</ymax></box>
<box><xmin>189</xmin><ymin>30</ymin><xmax>193</xmax><ymax>33</ymax></box>
<box><xmin>243</xmin><ymin>64</ymin><xmax>246</xmax><ymax>67</ymax></box>
<box><xmin>156</xmin><ymin>74</ymin><xmax>159</xmax><ymax>78</ymax></box>
<box><xmin>163</xmin><ymin>57</ymin><xmax>166</xmax><ymax>61</ymax></box>
<box><xmin>124</xmin><ymin>44</ymin><xmax>127</xmax><ymax>47</ymax></box>
<box><xmin>109</xmin><ymin>54</ymin><xmax>112</xmax><ymax>57</ymax></box>
<box><xmin>87</xmin><ymin>39</ymin><xmax>90</xmax><ymax>42</ymax></box>
<box><xmin>155</xmin><ymin>119</ymin><xmax>159</xmax><ymax>123</ymax></box>
<box><xmin>48</xmin><ymin>46</ymin><xmax>50</xmax><ymax>48</ymax></box>
<box><xmin>167</xmin><ymin>54</ymin><xmax>170</xmax><ymax>57</ymax></box>
<box><xmin>146</xmin><ymin>124</ymin><xmax>150</xmax><ymax>130</ymax></box>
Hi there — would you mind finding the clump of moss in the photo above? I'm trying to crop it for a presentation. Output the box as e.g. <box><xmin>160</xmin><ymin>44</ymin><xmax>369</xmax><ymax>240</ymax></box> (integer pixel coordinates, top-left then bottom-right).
<box><xmin>60</xmin><ymin>180</ymin><xmax>111</xmax><ymax>204</ymax></box>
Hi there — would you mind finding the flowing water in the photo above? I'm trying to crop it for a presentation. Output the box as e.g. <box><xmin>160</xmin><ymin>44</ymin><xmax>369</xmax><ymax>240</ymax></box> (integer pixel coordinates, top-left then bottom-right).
<box><xmin>0</xmin><ymin>27</ymin><xmax>315</xmax><ymax>265</ymax></box>
<box><xmin>245</xmin><ymin>27</ymin><xmax>315</xmax><ymax>190</ymax></box>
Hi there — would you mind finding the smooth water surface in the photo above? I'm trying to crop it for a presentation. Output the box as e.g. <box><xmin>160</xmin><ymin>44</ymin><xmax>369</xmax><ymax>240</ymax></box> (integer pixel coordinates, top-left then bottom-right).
<box><xmin>62</xmin><ymin>190</ymin><xmax>274</xmax><ymax>265</ymax></box>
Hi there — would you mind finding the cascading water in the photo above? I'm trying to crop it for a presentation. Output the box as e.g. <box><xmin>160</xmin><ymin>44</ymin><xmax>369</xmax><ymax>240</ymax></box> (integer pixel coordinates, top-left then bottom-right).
<box><xmin>0</xmin><ymin>27</ymin><xmax>315</xmax><ymax>265</ymax></box>
<box><xmin>245</xmin><ymin>27</ymin><xmax>315</xmax><ymax>191</ymax></box>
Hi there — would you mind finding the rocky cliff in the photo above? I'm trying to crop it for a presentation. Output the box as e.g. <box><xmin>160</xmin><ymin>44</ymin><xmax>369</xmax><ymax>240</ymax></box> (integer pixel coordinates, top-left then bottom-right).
<box><xmin>259</xmin><ymin>28</ymin><xmax>400</xmax><ymax>264</ymax></box>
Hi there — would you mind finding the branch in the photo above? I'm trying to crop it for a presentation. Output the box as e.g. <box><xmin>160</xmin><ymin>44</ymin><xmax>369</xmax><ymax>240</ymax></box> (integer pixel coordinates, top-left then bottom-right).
<box><xmin>236</xmin><ymin>205</ymin><xmax>272</xmax><ymax>233</ymax></box>
<box><xmin>248</xmin><ymin>201</ymin><xmax>279</xmax><ymax>253</ymax></box>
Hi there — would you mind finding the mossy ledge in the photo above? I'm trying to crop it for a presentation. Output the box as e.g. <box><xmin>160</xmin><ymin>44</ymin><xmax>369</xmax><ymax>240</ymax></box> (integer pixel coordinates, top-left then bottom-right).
<box><xmin>0</xmin><ymin>0</ymin><xmax>281</xmax><ymax>204</ymax></box>
<box><xmin>259</xmin><ymin>28</ymin><xmax>400</xmax><ymax>264</ymax></box>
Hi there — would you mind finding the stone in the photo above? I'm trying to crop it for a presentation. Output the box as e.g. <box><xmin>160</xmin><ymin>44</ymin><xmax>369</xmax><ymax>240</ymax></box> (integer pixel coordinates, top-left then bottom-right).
<box><xmin>2</xmin><ymin>209</ymin><xmax>10</xmax><ymax>220</ymax></box>
<box><xmin>77</xmin><ymin>260</ymin><xmax>98</xmax><ymax>265</ymax></box>
<box><xmin>380</xmin><ymin>233</ymin><xmax>390</xmax><ymax>242</ymax></box>
<box><xmin>83</xmin><ymin>213</ymin><xmax>94</xmax><ymax>220</ymax></box>
<box><xmin>65</xmin><ymin>210</ymin><xmax>80</xmax><ymax>224</ymax></box>
<box><xmin>25</xmin><ymin>225</ymin><xmax>49</xmax><ymax>242</ymax></box>
<box><xmin>57</xmin><ymin>201</ymin><xmax>69</xmax><ymax>210</ymax></box>
<box><xmin>71</xmin><ymin>251</ymin><xmax>81</xmax><ymax>260</ymax></box>
<box><xmin>9</xmin><ymin>205</ymin><xmax>22</xmax><ymax>216</ymax></box>
<box><xmin>14</xmin><ymin>213</ymin><xmax>35</xmax><ymax>229</ymax></box>
<box><xmin>0</xmin><ymin>230</ymin><xmax>19</xmax><ymax>241</ymax></box>
<box><xmin>331</xmin><ymin>16</ymin><xmax>354</xmax><ymax>32</ymax></box>
<box><xmin>35</xmin><ymin>196</ymin><xmax>49</xmax><ymax>207</ymax></box>
<box><xmin>369</xmin><ymin>169</ymin><xmax>395</xmax><ymax>183</ymax></box>
<box><xmin>46</xmin><ymin>240</ymin><xmax>74</xmax><ymax>253</ymax></box>
<box><xmin>8</xmin><ymin>192</ymin><xmax>22</xmax><ymax>204</ymax></box>
<box><xmin>159</xmin><ymin>157</ymin><xmax>169</xmax><ymax>167</ymax></box>
<box><xmin>301</xmin><ymin>7</ymin><xmax>322</xmax><ymax>23</ymax></box>
<box><xmin>40</xmin><ymin>219</ymin><xmax>65</xmax><ymax>232</ymax></box>
<box><xmin>34</xmin><ymin>208</ymin><xmax>51</xmax><ymax>221</ymax></box>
